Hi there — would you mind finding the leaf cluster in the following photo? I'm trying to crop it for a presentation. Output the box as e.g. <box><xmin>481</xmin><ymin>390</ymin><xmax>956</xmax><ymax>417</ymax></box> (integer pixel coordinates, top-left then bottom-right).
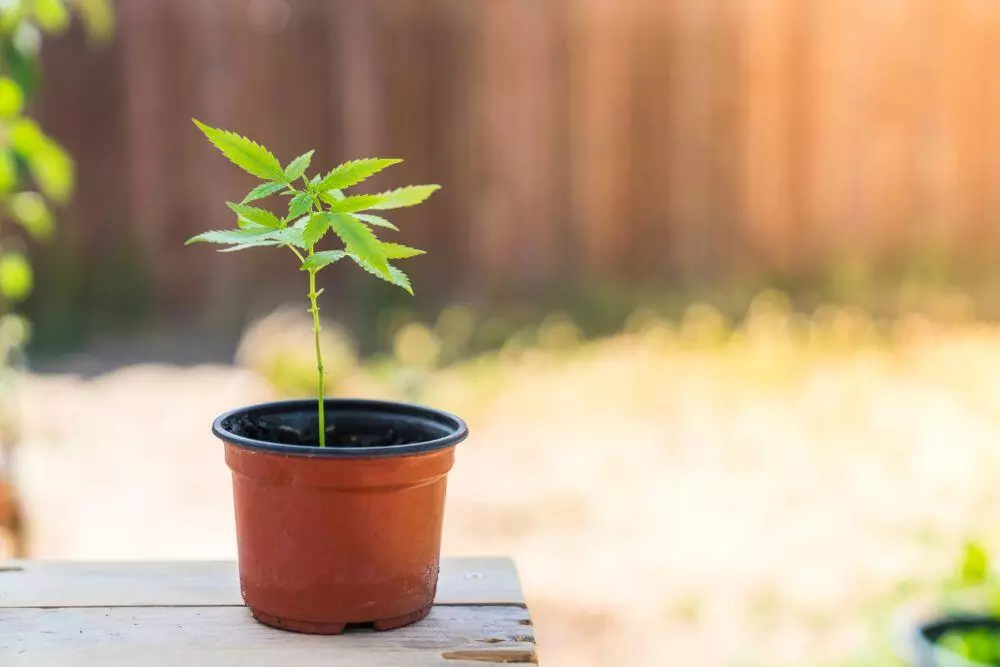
<box><xmin>0</xmin><ymin>0</ymin><xmax>113</xmax><ymax>309</ymax></box>
<box><xmin>187</xmin><ymin>120</ymin><xmax>435</xmax><ymax>294</ymax></box>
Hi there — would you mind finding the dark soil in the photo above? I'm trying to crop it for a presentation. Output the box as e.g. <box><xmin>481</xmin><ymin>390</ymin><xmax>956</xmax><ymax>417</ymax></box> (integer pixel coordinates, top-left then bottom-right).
<box><xmin>226</xmin><ymin>412</ymin><xmax>415</xmax><ymax>448</ymax></box>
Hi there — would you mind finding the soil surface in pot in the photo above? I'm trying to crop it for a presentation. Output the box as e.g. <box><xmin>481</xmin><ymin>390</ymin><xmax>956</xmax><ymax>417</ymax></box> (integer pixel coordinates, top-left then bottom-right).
<box><xmin>225</xmin><ymin>411</ymin><xmax>432</xmax><ymax>448</ymax></box>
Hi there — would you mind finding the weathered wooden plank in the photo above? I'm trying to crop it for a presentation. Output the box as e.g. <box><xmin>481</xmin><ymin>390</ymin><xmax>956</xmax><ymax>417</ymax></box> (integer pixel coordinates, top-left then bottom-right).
<box><xmin>0</xmin><ymin>605</ymin><xmax>536</xmax><ymax>666</ymax></box>
<box><xmin>0</xmin><ymin>557</ymin><xmax>524</xmax><ymax>608</ymax></box>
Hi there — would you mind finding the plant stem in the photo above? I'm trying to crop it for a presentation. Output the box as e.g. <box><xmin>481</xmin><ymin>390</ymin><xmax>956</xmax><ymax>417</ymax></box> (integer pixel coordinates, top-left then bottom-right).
<box><xmin>307</xmin><ymin>266</ymin><xmax>325</xmax><ymax>446</ymax></box>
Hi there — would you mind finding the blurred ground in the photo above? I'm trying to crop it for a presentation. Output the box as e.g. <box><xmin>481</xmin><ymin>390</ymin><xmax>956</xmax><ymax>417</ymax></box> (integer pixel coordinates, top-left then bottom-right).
<box><xmin>12</xmin><ymin>293</ymin><xmax>1000</xmax><ymax>666</ymax></box>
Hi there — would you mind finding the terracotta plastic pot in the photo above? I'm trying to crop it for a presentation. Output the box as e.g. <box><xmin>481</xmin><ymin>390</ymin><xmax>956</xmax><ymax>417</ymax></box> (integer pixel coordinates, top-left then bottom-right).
<box><xmin>212</xmin><ymin>398</ymin><xmax>468</xmax><ymax>634</ymax></box>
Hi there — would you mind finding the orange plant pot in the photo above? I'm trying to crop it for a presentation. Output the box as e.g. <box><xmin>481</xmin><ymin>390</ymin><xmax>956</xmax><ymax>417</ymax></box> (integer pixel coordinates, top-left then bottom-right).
<box><xmin>212</xmin><ymin>399</ymin><xmax>468</xmax><ymax>634</ymax></box>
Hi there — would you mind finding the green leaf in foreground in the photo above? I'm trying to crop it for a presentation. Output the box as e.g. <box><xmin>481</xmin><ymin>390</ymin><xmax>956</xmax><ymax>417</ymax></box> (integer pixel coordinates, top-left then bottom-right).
<box><xmin>193</xmin><ymin>119</ymin><xmax>285</xmax><ymax>181</ymax></box>
<box><xmin>0</xmin><ymin>253</ymin><xmax>32</xmax><ymax>301</ymax></box>
<box><xmin>33</xmin><ymin>0</ymin><xmax>70</xmax><ymax>32</ymax></box>
<box><xmin>241</xmin><ymin>181</ymin><xmax>286</xmax><ymax>204</ymax></box>
<box><xmin>324</xmin><ymin>193</ymin><xmax>386</xmax><ymax>213</ymax></box>
<box><xmin>348</xmin><ymin>253</ymin><xmax>412</xmax><ymax>294</ymax></box>
<box><xmin>187</xmin><ymin>227</ymin><xmax>307</xmax><ymax>251</ymax></box>
<box><xmin>380</xmin><ymin>242</ymin><xmax>425</xmax><ymax>259</ymax></box>
<box><xmin>354</xmin><ymin>213</ymin><xmax>399</xmax><ymax>231</ymax></box>
<box><xmin>302</xmin><ymin>212</ymin><xmax>333</xmax><ymax>247</ymax></box>
<box><xmin>10</xmin><ymin>120</ymin><xmax>74</xmax><ymax>203</ymax></box>
<box><xmin>8</xmin><ymin>192</ymin><xmax>54</xmax><ymax>240</ymax></box>
<box><xmin>317</xmin><ymin>158</ymin><xmax>401</xmax><ymax>191</ymax></box>
<box><xmin>370</xmin><ymin>185</ymin><xmax>440</xmax><ymax>210</ymax></box>
<box><xmin>286</xmin><ymin>192</ymin><xmax>313</xmax><ymax>221</ymax></box>
<box><xmin>226</xmin><ymin>202</ymin><xmax>282</xmax><ymax>229</ymax></box>
<box><xmin>284</xmin><ymin>150</ymin><xmax>314</xmax><ymax>181</ymax></box>
<box><xmin>328</xmin><ymin>213</ymin><xmax>389</xmax><ymax>278</ymax></box>
<box><xmin>301</xmin><ymin>250</ymin><xmax>346</xmax><ymax>271</ymax></box>
<box><xmin>185</xmin><ymin>228</ymin><xmax>275</xmax><ymax>246</ymax></box>
<box><xmin>0</xmin><ymin>78</ymin><xmax>23</xmax><ymax>118</ymax></box>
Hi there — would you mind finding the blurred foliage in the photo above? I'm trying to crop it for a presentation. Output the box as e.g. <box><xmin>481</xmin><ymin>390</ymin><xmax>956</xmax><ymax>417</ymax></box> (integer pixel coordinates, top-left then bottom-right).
<box><xmin>243</xmin><ymin>283</ymin><xmax>999</xmax><ymax>405</ymax></box>
<box><xmin>235</xmin><ymin>307</ymin><xmax>358</xmax><ymax>398</ymax></box>
<box><xmin>925</xmin><ymin>543</ymin><xmax>1000</xmax><ymax>666</ymax></box>
<box><xmin>0</xmin><ymin>0</ymin><xmax>111</xmax><ymax>380</ymax></box>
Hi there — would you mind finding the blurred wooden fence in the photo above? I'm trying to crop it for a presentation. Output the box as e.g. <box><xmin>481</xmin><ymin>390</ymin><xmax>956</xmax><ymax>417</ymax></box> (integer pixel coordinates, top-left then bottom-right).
<box><xmin>29</xmin><ymin>0</ymin><xmax>1000</xmax><ymax>336</ymax></box>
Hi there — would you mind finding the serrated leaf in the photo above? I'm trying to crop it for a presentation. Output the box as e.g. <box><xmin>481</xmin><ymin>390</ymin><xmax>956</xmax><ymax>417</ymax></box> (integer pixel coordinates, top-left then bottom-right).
<box><xmin>217</xmin><ymin>230</ymin><xmax>308</xmax><ymax>252</ymax></box>
<box><xmin>217</xmin><ymin>238</ymin><xmax>286</xmax><ymax>252</ymax></box>
<box><xmin>285</xmin><ymin>150</ymin><xmax>314</xmax><ymax>181</ymax></box>
<box><xmin>303</xmin><ymin>212</ymin><xmax>333</xmax><ymax>247</ymax></box>
<box><xmin>185</xmin><ymin>228</ymin><xmax>274</xmax><ymax>246</ymax></box>
<box><xmin>189</xmin><ymin>226</ymin><xmax>307</xmax><ymax>251</ymax></box>
<box><xmin>380</xmin><ymin>242</ymin><xmax>425</xmax><ymax>259</ymax></box>
<box><xmin>241</xmin><ymin>182</ymin><xmax>286</xmax><ymax>204</ymax></box>
<box><xmin>317</xmin><ymin>158</ymin><xmax>401</xmax><ymax>191</ymax></box>
<box><xmin>354</xmin><ymin>213</ymin><xmax>399</xmax><ymax>231</ymax></box>
<box><xmin>348</xmin><ymin>254</ymin><xmax>413</xmax><ymax>294</ymax></box>
<box><xmin>329</xmin><ymin>213</ymin><xmax>390</xmax><ymax>278</ymax></box>
<box><xmin>370</xmin><ymin>185</ymin><xmax>440</xmax><ymax>210</ymax></box>
<box><xmin>325</xmin><ymin>193</ymin><xmax>387</xmax><ymax>214</ymax></box>
<box><xmin>388</xmin><ymin>266</ymin><xmax>413</xmax><ymax>294</ymax></box>
<box><xmin>226</xmin><ymin>202</ymin><xmax>282</xmax><ymax>229</ymax></box>
<box><xmin>271</xmin><ymin>226</ymin><xmax>306</xmax><ymax>249</ymax></box>
<box><xmin>286</xmin><ymin>192</ymin><xmax>313</xmax><ymax>221</ymax></box>
<box><xmin>301</xmin><ymin>250</ymin><xmax>347</xmax><ymax>271</ymax></box>
<box><xmin>193</xmin><ymin>119</ymin><xmax>285</xmax><ymax>181</ymax></box>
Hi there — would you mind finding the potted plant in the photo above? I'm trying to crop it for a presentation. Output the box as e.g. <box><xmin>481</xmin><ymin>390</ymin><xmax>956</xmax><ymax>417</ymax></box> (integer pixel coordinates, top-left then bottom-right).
<box><xmin>904</xmin><ymin>543</ymin><xmax>1000</xmax><ymax>666</ymax></box>
<box><xmin>186</xmin><ymin>121</ymin><xmax>468</xmax><ymax>634</ymax></box>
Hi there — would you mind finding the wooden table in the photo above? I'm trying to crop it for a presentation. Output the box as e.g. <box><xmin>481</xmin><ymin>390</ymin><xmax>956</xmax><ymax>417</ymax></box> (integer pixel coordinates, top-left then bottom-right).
<box><xmin>0</xmin><ymin>557</ymin><xmax>536</xmax><ymax>666</ymax></box>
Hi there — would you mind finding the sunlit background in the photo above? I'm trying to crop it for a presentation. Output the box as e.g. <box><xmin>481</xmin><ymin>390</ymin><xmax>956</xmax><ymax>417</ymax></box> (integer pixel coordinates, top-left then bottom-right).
<box><xmin>6</xmin><ymin>0</ymin><xmax>1000</xmax><ymax>665</ymax></box>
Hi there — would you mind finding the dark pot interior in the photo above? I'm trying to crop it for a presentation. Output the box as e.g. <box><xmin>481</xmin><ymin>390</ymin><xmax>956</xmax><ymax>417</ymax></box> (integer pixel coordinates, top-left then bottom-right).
<box><xmin>213</xmin><ymin>398</ymin><xmax>468</xmax><ymax>457</ymax></box>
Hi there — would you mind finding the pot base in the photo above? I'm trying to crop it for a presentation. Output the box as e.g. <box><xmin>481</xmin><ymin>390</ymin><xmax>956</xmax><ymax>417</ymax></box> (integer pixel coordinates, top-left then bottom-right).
<box><xmin>249</xmin><ymin>604</ymin><xmax>433</xmax><ymax>635</ymax></box>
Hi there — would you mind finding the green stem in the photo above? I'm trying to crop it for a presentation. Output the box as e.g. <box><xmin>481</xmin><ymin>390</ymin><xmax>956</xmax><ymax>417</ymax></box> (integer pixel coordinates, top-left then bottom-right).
<box><xmin>307</xmin><ymin>265</ymin><xmax>325</xmax><ymax>446</ymax></box>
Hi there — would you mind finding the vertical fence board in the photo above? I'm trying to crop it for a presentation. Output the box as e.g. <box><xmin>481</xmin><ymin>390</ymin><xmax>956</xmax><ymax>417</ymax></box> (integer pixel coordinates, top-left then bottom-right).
<box><xmin>28</xmin><ymin>0</ymin><xmax>1000</xmax><ymax>332</ymax></box>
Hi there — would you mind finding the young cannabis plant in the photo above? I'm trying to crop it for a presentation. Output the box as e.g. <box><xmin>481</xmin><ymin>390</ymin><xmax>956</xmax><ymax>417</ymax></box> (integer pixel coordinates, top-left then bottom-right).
<box><xmin>186</xmin><ymin>120</ymin><xmax>436</xmax><ymax>446</ymax></box>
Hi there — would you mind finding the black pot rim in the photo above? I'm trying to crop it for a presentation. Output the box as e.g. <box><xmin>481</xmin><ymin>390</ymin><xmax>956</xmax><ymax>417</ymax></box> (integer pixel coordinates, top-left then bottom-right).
<box><xmin>912</xmin><ymin>613</ymin><xmax>1000</xmax><ymax>667</ymax></box>
<box><xmin>212</xmin><ymin>398</ymin><xmax>469</xmax><ymax>458</ymax></box>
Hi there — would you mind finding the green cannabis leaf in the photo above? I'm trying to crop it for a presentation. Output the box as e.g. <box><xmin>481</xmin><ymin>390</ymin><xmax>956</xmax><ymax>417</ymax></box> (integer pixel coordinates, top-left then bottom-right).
<box><xmin>370</xmin><ymin>185</ymin><xmax>440</xmax><ymax>210</ymax></box>
<box><xmin>226</xmin><ymin>202</ymin><xmax>282</xmax><ymax>230</ymax></box>
<box><xmin>193</xmin><ymin>120</ymin><xmax>285</xmax><ymax>182</ymax></box>
<box><xmin>354</xmin><ymin>213</ymin><xmax>399</xmax><ymax>231</ymax></box>
<box><xmin>187</xmin><ymin>120</ymin><xmax>436</xmax><ymax>447</ymax></box>
<box><xmin>302</xmin><ymin>212</ymin><xmax>332</xmax><ymax>247</ymax></box>
<box><xmin>328</xmin><ymin>213</ymin><xmax>390</xmax><ymax>278</ymax></box>
<box><xmin>241</xmin><ymin>182</ymin><xmax>286</xmax><ymax>204</ymax></box>
<box><xmin>284</xmin><ymin>150</ymin><xmax>314</xmax><ymax>181</ymax></box>
<box><xmin>323</xmin><ymin>193</ymin><xmax>387</xmax><ymax>213</ymax></box>
<box><xmin>301</xmin><ymin>250</ymin><xmax>346</xmax><ymax>271</ymax></box>
<box><xmin>381</xmin><ymin>242</ymin><xmax>425</xmax><ymax>260</ymax></box>
<box><xmin>286</xmin><ymin>191</ymin><xmax>313</xmax><ymax>221</ymax></box>
<box><xmin>317</xmin><ymin>158</ymin><xmax>401</xmax><ymax>191</ymax></box>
